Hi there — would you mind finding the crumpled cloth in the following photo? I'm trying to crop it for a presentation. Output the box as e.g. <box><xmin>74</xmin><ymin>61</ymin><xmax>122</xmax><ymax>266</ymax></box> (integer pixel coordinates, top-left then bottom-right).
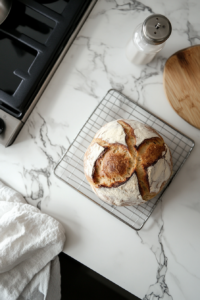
<box><xmin>0</xmin><ymin>180</ymin><xmax>66</xmax><ymax>300</ymax></box>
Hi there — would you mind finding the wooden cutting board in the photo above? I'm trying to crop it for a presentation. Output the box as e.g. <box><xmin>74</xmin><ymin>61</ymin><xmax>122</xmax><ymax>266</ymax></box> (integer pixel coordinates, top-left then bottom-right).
<box><xmin>163</xmin><ymin>45</ymin><xmax>200</xmax><ymax>129</ymax></box>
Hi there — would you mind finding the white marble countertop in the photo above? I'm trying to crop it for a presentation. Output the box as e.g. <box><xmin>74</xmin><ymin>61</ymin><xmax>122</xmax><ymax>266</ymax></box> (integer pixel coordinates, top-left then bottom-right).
<box><xmin>1</xmin><ymin>0</ymin><xmax>200</xmax><ymax>299</ymax></box>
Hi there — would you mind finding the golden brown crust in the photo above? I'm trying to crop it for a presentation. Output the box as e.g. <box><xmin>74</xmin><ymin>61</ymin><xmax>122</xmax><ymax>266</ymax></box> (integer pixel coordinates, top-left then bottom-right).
<box><xmin>93</xmin><ymin>142</ymin><xmax>136</xmax><ymax>188</ymax></box>
<box><xmin>138</xmin><ymin>138</ymin><xmax>165</xmax><ymax>168</ymax></box>
<box><xmin>84</xmin><ymin>120</ymin><xmax>173</xmax><ymax>204</ymax></box>
<box><xmin>135</xmin><ymin>137</ymin><xmax>166</xmax><ymax>199</ymax></box>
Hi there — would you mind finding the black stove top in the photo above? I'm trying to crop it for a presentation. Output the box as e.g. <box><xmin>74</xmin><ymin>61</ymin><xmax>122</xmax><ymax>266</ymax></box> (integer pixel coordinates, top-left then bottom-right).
<box><xmin>0</xmin><ymin>0</ymin><xmax>92</xmax><ymax>119</ymax></box>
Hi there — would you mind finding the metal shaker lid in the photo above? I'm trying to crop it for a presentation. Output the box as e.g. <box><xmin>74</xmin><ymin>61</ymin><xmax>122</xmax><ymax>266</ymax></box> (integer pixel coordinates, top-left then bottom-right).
<box><xmin>142</xmin><ymin>14</ymin><xmax>172</xmax><ymax>45</ymax></box>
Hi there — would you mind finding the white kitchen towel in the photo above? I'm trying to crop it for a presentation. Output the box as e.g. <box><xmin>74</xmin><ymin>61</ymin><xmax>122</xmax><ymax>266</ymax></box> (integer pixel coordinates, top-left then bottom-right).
<box><xmin>0</xmin><ymin>180</ymin><xmax>66</xmax><ymax>300</ymax></box>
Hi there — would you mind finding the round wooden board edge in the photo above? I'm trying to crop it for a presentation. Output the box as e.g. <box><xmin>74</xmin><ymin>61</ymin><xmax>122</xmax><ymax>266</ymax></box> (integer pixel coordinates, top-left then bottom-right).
<box><xmin>163</xmin><ymin>44</ymin><xmax>200</xmax><ymax>130</ymax></box>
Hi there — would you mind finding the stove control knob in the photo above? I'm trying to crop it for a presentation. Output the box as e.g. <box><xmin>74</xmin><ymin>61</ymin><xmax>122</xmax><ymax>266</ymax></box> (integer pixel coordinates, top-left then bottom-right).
<box><xmin>0</xmin><ymin>118</ymin><xmax>5</xmax><ymax>134</ymax></box>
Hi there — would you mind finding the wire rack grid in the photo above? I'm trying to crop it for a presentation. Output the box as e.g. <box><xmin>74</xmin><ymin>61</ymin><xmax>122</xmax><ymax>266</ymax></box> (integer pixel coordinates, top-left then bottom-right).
<box><xmin>54</xmin><ymin>89</ymin><xmax>195</xmax><ymax>230</ymax></box>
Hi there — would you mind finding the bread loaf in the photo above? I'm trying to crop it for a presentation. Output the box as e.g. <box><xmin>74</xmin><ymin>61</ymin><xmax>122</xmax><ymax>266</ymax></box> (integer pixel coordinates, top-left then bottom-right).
<box><xmin>84</xmin><ymin>119</ymin><xmax>173</xmax><ymax>206</ymax></box>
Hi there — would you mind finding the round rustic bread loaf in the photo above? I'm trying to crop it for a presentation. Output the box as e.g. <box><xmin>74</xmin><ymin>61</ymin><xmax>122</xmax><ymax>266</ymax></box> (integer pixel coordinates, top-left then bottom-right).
<box><xmin>84</xmin><ymin>119</ymin><xmax>173</xmax><ymax>206</ymax></box>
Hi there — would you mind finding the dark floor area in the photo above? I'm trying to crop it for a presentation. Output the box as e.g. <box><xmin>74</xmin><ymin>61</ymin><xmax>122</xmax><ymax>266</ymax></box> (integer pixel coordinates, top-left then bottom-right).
<box><xmin>59</xmin><ymin>252</ymin><xmax>140</xmax><ymax>300</ymax></box>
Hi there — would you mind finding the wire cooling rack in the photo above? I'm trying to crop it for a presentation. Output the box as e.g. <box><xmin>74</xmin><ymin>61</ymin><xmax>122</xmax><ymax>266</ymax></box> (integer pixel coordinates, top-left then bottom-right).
<box><xmin>54</xmin><ymin>89</ymin><xmax>195</xmax><ymax>230</ymax></box>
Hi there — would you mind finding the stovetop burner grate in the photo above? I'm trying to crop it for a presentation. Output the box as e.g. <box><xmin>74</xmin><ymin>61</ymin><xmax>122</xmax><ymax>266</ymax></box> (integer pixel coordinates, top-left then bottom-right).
<box><xmin>0</xmin><ymin>0</ymin><xmax>92</xmax><ymax>119</ymax></box>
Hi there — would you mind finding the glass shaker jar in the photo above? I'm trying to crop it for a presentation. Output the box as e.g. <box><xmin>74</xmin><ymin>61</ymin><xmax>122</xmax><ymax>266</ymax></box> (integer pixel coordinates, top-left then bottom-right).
<box><xmin>126</xmin><ymin>14</ymin><xmax>172</xmax><ymax>65</ymax></box>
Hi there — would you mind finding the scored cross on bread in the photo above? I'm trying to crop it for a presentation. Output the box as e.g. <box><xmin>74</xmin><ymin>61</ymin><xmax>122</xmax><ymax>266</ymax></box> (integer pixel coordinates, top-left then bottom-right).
<box><xmin>84</xmin><ymin>120</ymin><xmax>173</xmax><ymax>206</ymax></box>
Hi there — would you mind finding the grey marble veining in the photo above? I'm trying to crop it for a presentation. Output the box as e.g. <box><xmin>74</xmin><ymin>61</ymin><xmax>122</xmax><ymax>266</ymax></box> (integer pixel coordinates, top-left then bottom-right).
<box><xmin>138</xmin><ymin>201</ymin><xmax>173</xmax><ymax>299</ymax></box>
<box><xmin>22</xmin><ymin>109</ymin><xmax>69</xmax><ymax>207</ymax></box>
<box><xmin>0</xmin><ymin>0</ymin><xmax>200</xmax><ymax>299</ymax></box>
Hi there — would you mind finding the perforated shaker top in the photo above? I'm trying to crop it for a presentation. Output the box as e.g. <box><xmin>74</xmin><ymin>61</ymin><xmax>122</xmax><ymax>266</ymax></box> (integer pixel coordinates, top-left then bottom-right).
<box><xmin>142</xmin><ymin>14</ymin><xmax>172</xmax><ymax>45</ymax></box>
